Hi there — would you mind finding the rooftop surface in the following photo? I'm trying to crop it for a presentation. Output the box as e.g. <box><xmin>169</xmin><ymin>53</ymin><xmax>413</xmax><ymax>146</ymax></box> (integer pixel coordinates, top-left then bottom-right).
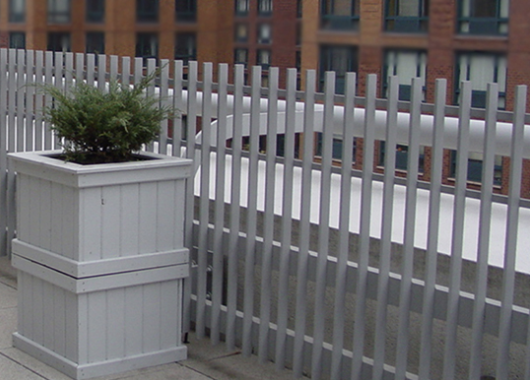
<box><xmin>0</xmin><ymin>257</ymin><xmax>302</xmax><ymax>380</ymax></box>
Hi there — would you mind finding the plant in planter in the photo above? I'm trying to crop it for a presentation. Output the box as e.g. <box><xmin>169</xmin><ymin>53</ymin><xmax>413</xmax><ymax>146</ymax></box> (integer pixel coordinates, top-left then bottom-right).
<box><xmin>10</xmin><ymin>71</ymin><xmax>192</xmax><ymax>380</ymax></box>
<box><xmin>42</xmin><ymin>72</ymin><xmax>170</xmax><ymax>163</ymax></box>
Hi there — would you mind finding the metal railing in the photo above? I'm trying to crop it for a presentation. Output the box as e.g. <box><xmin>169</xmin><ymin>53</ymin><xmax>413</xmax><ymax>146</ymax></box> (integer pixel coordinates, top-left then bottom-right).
<box><xmin>1</xmin><ymin>49</ymin><xmax>530</xmax><ymax>380</ymax></box>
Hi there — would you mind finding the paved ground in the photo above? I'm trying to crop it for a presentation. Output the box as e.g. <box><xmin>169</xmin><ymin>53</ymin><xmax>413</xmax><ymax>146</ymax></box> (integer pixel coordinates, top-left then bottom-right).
<box><xmin>0</xmin><ymin>257</ymin><xmax>300</xmax><ymax>380</ymax></box>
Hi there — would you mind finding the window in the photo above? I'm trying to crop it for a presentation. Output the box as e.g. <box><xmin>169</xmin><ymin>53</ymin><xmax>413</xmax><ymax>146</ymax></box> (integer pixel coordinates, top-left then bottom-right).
<box><xmin>234</xmin><ymin>48</ymin><xmax>248</xmax><ymax>67</ymax></box>
<box><xmin>137</xmin><ymin>0</ymin><xmax>158</xmax><ymax>23</ymax></box>
<box><xmin>458</xmin><ymin>0</ymin><xmax>508</xmax><ymax>35</ymax></box>
<box><xmin>257</xmin><ymin>24</ymin><xmax>272</xmax><ymax>44</ymax></box>
<box><xmin>136</xmin><ymin>33</ymin><xmax>158</xmax><ymax>62</ymax></box>
<box><xmin>175</xmin><ymin>33</ymin><xmax>196</xmax><ymax>65</ymax></box>
<box><xmin>319</xmin><ymin>45</ymin><xmax>358</xmax><ymax>94</ymax></box>
<box><xmin>385</xmin><ymin>0</ymin><xmax>428</xmax><ymax>32</ymax></box>
<box><xmin>47</xmin><ymin>32</ymin><xmax>71</xmax><ymax>52</ymax></box>
<box><xmin>297</xmin><ymin>0</ymin><xmax>303</xmax><ymax>18</ymax></box>
<box><xmin>317</xmin><ymin>135</ymin><xmax>357</xmax><ymax>161</ymax></box>
<box><xmin>455</xmin><ymin>52</ymin><xmax>507</xmax><ymax>108</ymax></box>
<box><xmin>235</xmin><ymin>0</ymin><xmax>249</xmax><ymax>16</ymax></box>
<box><xmin>321</xmin><ymin>0</ymin><xmax>359</xmax><ymax>30</ymax></box>
<box><xmin>379</xmin><ymin>142</ymin><xmax>425</xmax><ymax>172</ymax></box>
<box><xmin>176</xmin><ymin>0</ymin><xmax>196</xmax><ymax>21</ymax></box>
<box><xmin>235</xmin><ymin>24</ymin><xmax>248</xmax><ymax>42</ymax></box>
<box><xmin>258</xmin><ymin>0</ymin><xmax>272</xmax><ymax>16</ymax></box>
<box><xmin>384</xmin><ymin>50</ymin><xmax>427</xmax><ymax>101</ymax></box>
<box><xmin>86</xmin><ymin>0</ymin><xmax>105</xmax><ymax>23</ymax></box>
<box><xmin>48</xmin><ymin>0</ymin><xmax>71</xmax><ymax>24</ymax></box>
<box><xmin>9</xmin><ymin>0</ymin><xmax>25</xmax><ymax>22</ymax></box>
<box><xmin>86</xmin><ymin>32</ymin><xmax>105</xmax><ymax>55</ymax></box>
<box><xmin>257</xmin><ymin>49</ymin><xmax>271</xmax><ymax>70</ymax></box>
<box><xmin>9</xmin><ymin>32</ymin><xmax>25</xmax><ymax>49</ymax></box>
<box><xmin>450</xmin><ymin>151</ymin><xmax>503</xmax><ymax>186</ymax></box>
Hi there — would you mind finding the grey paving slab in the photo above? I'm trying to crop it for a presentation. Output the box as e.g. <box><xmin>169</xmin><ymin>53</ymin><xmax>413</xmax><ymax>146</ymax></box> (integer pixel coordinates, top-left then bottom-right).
<box><xmin>0</xmin><ymin>282</ymin><xmax>17</xmax><ymax>310</ymax></box>
<box><xmin>0</xmin><ymin>308</ymin><xmax>16</xmax><ymax>350</ymax></box>
<box><xmin>0</xmin><ymin>351</ymin><xmax>49</xmax><ymax>380</ymax></box>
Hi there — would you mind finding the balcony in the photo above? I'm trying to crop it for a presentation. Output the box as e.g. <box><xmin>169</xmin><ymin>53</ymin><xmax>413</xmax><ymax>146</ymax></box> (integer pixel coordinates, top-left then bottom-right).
<box><xmin>0</xmin><ymin>50</ymin><xmax>530</xmax><ymax>380</ymax></box>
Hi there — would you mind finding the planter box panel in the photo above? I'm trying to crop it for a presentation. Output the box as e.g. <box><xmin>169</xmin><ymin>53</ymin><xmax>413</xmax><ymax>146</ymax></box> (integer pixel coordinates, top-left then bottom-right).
<box><xmin>17</xmin><ymin>174</ymin><xmax>79</xmax><ymax>260</ymax></box>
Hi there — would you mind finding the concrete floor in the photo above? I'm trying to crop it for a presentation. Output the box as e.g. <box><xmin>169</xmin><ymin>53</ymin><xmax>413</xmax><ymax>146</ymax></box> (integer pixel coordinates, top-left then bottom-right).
<box><xmin>0</xmin><ymin>257</ymin><xmax>301</xmax><ymax>380</ymax></box>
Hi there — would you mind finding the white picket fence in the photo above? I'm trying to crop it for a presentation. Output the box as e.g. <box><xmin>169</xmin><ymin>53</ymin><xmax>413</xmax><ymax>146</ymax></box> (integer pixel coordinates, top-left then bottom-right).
<box><xmin>1</xmin><ymin>48</ymin><xmax>530</xmax><ymax>380</ymax></box>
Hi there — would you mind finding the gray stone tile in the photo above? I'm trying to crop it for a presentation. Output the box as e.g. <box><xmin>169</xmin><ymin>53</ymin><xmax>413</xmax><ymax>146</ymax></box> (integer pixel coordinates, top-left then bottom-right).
<box><xmin>0</xmin><ymin>282</ymin><xmax>17</xmax><ymax>309</ymax></box>
<box><xmin>0</xmin><ymin>308</ymin><xmax>16</xmax><ymax>350</ymax></box>
<box><xmin>0</xmin><ymin>351</ymin><xmax>48</xmax><ymax>380</ymax></box>
<box><xmin>0</xmin><ymin>348</ymin><xmax>72</xmax><ymax>380</ymax></box>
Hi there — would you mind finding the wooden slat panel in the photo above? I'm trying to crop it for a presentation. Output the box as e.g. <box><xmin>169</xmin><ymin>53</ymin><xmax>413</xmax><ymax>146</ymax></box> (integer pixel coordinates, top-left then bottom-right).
<box><xmin>87</xmin><ymin>291</ymin><xmax>107</xmax><ymax>363</ymax></box>
<box><xmin>43</xmin><ymin>51</ymin><xmax>53</xmax><ymax>150</ymax></box>
<box><xmin>418</xmin><ymin>79</ymin><xmax>447</xmax><ymax>379</ymax></box>
<box><xmin>158</xmin><ymin>59</ymin><xmax>169</xmax><ymax>155</ymax></box>
<box><xmin>372</xmin><ymin>75</ymin><xmax>399</xmax><ymax>380</ymax></box>
<box><xmin>53</xmin><ymin>286</ymin><xmax>66</xmax><ymax>357</ymax></box>
<box><xmin>351</xmin><ymin>73</ymin><xmax>377</xmax><ymax>380</ymax></box>
<box><xmin>101</xmin><ymin>185</ymin><xmax>121</xmax><ymax>259</ymax></box>
<box><xmin>120</xmin><ymin>183</ymin><xmax>140</xmax><ymax>257</ymax></box>
<box><xmin>155</xmin><ymin>180</ymin><xmax>176</xmax><ymax>252</ymax></box>
<box><xmin>211</xmin><ymin>63</ymin><xmax>229</xmax><ymax>344</ymax></box>
<box><xmin>225</xmin><ymin>64</ymin><xmax>244</xmax><ymax>350</ymax></box>
<box><xmin>274</xmin><ymin>68</ymin><xmax>297</xmax><ymax>370</ymax></box>
<box><xmin>496</xmin><ymin>85</ymin><xmax>527</xmax><ymax>380</ymax></box>
<box><xmin>25</xmin><ymin>50</ymin><xmax>34</xmax><ymax>152</ymax></box>
<box><xmin>124</xmin><ymin>286</ymin><xmax>143</xmax><ymax>357</ymax></box>
<box><xmin>312</xmin><ymin>70</ymin><xmax>335</xmax><ymax>380</ymax></box>
<box><xmin>293</xmin><ymin>69</ymin><xmax>316</xmax><ymax>377</ymax></box>
<box><xmin>138</xmin><ymin>182</ymin><xmax>157</xmax><ymax>254</ymax></box>
<box><xmin>395</xmin><ymin>78</ymin><xmax>424</xmax><ymax>380</ymax></box>
<box><xmin>160</xmin><ymin>280</ymin><xmax>179</xmax><ymax>350</ymax></box>
<box><xmin>79</xmin><ymin>187</ymin><xmax>102</xmax><ymax>261</ymax></box>
<box><xmin>34</xmin><ymin>50</ymin><xmax>44</xmax><ymax>151</ymax></box>
<box><xmin>64</xmin><ymin>289</ymin><xmax>79</xmax><ymax>363</ymax></box>
<box><xmin>16</xmin><ymin>49</ymin><xmax>25</xmax><ymax>152</ymax></box>
<box><xmin>172</xmin><ymin>60</ymin><xmax>183</xmax><ymax>157</ymax></box>
<box><xmin>106</xmin><ymin>287</ymin><xmax>126</xmax><ymax>359</ymax></box>
<box><xmin>258</xmin><ymin>67</ymin><xmax>279</xmax><ymax>362</ymax></box>
<box><xmin>442</xmin><ymin>81</ymin><xmax>472</xmax><ymax>380</ymax></box>
<box><xmin>196</xmin><ymin>62</ymin><xmax>213</xmax><ymax>339</ymax></box>
<box><xmin>330</xmin><ymin>72</ymin><xmax>356</xmax><ymax>380</ymax></box>
<box><xmin>142</xmin><ymin>283</ymin><xmax>162</xmax><ymax>353</ymax></box>
<box><xmin>53</xmin><ymin>52</ymin><xmax>63</xmax><ymax>149</ymax></box>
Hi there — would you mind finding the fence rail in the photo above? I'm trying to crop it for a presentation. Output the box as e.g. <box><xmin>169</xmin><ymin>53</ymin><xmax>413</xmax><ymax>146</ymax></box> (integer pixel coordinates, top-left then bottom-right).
<box><xmin>1</xmin><ymin>49</ymin><xmax>530</xmax><ymax>380</ymax></box>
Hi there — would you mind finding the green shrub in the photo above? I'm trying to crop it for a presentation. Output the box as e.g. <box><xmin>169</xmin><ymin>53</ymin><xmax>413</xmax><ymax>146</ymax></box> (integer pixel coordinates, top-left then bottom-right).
<box><xmin>42</xmin><ymin>71</ymin><xmax>171</xmax><ymax>164</ymax></box>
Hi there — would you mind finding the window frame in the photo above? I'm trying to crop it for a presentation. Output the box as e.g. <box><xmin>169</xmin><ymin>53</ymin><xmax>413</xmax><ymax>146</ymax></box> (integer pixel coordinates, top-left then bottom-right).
<box><xmin>383</xmin><ymin>49</ymin><xmax>427</xmax><ymax>101</ymax></box>
<box><xmin>135</xmin><ymin>33</ymin><xmax>159</xmax><ymax>62</ymax></box>
<box><xmin>9</xmin><ymin>32</ymin><xmax>26</xmax><ymax>49</ymax></box>
<box><xmin>234</xmin><ymin>48</ymin><xmax>249</xmax><ymax>67</ymax></box>
<box><xmin>258</xmin><ymin>0</ymin><xmax>273</xmax><ymax>16</ymax></box>
<box><xmin>457</xmin><ymin>0</ymin><xmax>509</xmax><ymax>35</ymax></box>
<box><xmin>454</xmin><ymin>51</ymin><xmax>507</xmax><ymax>109</ymax></box>
<box><xmin>48</xmin><ymin>0</ymin><xmax>71</xmax><ymax>24</ymax></box>
<box><xmin>86</xmin><ymin>0</ymin><xmax>105</xmax><ymax>23</ymax></box>
<box><xmin>175</xmin><ymin>33</ymin><xmax>197</xmax><ymax>65</ymax></box>
<box><xmin>137</xmin><ymin>0</ymin><xmax>159</xmax><ymax>23</ymax></box>
<box><xmin>320</xmin><ymin>0</ymin><xmax>360</xmax><ymax>31</ymax></box>
<box><xmin>235</xmin><ymin>0</ymin><xmax>249</xmax><ymax>16</ymax></box>
<box><xmin>256</xmin><ymin>49</ymin><xmax>271</xmax><ymax>70</ymax></box>
<box><xmin>384</xmin><ymin>0</ymin><xmax>429</xmax><ymax>33</ymax></box>
<box><xmin>319</xmin><ymin>45</ymin><xmax>358</xmax><ymax>94</ymax></box>
<box><xmin>86</xmin><ymin>32</ymin><xmax>105</xmax><ymax>55</ymax></box>
<box><xmin>47</xmin><ymin>32</ymin><xmax>71</xmax><ymax>52</ymax></box>
<box><xmin>9</xmin><ymin>0</ymin><xmax>26</xmax><ymax>23</ymax></box>
<box><xmin>257</xmin><ymin>23</ymin><xmax>272</xmax><ymax>44</ymax></box>
<box><xmin>175</xmin><ymin>0</ymin><xmax>196</xmax><ymax>22</ymax></box>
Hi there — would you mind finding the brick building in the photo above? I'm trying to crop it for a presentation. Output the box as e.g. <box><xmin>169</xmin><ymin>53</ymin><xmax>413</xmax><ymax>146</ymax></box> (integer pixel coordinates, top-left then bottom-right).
<box><xmin>0</xmin><ymin>0</ymin><xmax>529</xmax><ymax>196</ymax></box>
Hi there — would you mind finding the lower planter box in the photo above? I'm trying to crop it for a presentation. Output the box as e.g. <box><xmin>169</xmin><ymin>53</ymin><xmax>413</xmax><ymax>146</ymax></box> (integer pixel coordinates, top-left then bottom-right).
<box><xmin>12</xmin><ymin>249</ymin><xmax>188</xmax><ymax>380</ymax></box>
<box><xmin>9</xmin><ymin>151</ymin><xmax>193</xmax><ymax>380</ymax></box>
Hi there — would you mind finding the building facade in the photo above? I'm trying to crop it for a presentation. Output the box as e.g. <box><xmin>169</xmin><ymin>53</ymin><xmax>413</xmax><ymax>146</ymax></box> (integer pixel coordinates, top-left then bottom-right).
<box><xmin>0</xmin><ymin>0</ymin><xmax>529</xmax><ymax>196</ymax></box>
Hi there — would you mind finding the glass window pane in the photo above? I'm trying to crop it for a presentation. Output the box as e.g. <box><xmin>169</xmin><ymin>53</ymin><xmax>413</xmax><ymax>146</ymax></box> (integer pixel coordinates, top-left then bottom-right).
<box><xmin>9</xmin><ymin>0</ymin><xmax>25</xmax><ymax>22</ymax></box>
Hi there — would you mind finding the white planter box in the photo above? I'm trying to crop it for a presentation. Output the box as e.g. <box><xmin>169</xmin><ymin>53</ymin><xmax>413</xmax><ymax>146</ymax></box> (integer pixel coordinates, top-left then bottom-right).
<box><xmin>8</xmin><ymin>151</ymin><xmax>192</xmax><ymax>380</ymax></box>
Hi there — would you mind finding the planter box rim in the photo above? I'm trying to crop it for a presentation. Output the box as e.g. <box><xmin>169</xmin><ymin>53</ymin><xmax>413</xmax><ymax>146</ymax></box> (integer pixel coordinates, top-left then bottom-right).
<box><xmin>9</xmin><ymin>150</ymin><xmax>192</xmax><ymax>188</ymax></box>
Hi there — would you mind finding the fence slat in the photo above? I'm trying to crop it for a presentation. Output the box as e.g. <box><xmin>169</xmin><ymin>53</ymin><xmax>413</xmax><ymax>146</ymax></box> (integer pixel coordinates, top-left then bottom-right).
<box><xmin>196</xmin><ymin>62</ymin><xmax>213</xmax><ymax>339</ymax></box>
<box><xmin>0</xmin><ymin>49</ymin><xmax>7</xmax><ymax>256</ymax></box>
<box><xmin>25</xmin><ymin>50</ymin><xmax>34</xmax><ymax>152</ymax></box>
<box><xmin>242</xmin><ymin>65</ymin><xmax>262</xmax><ymax>356</ymax></box>
<box><xmin>330</xmin><ymin>72</ymin><xmax>356</xmax><ymax>380</ymax></box>
<box><xmin>293</xmin><ymin>69</ymin><xmax>316</xmax><ymax>377</ymax></box>
<box><xmin>468</xmin><ymin>83</ymin><xmax>499</xmax><ymax>380</ymax></box>
<box><xmin>351</xmin><ymin>73</ymin><xmax>377</xmax><ymax>380</ymax></box>
<box><xmin>395</xmin><ymin>77</ymin><xmax>424</xmax><ymax>380</ymax></box>
<box><xmin>258</xmin><ymin>66</ymin><xmax>279</xmax><ymax>362</ymax></box>
<box><xmin>34</xmin><ymin>51</ymin><xmax>43</xmax><ymax>151</ymax></box>
<box><xmin>372</xmin><ymin>75</ymin><xmax>399</xmax><ymax>380</ymax></box>
<box><xmin>311</xmin><ymin>70</ymin><xmax>335</xmax><ymax>380</ymax></box>
<box><xmin>211</xmin><ymin>63</ymin><xmax>229</xmax><ymax>345</ymax></box>
<box><xmin>496</xmin><ymin>85</ymin><xmax>527</xmax><ymax>380</ymax></box>
<box><xmin>275</xmin><ymin>68</ymin><xmax>297</xmax><ymax>370</ymax></box>
<box><xmin>182</xmin><ymin>60</ymin><xmax>198</xmax><ymax>338</ymax></box>
<box><xmin>442</xmin><ymin>80</ymin><xmax>472</xmax><ymax>380</ymax></box>
<box><xmin>226</xmin><ymin>64</ymin><xmax>244</xmax><ymax>350</ymax></box>
<box><xmin>43</xmin><ymin>51</ymin><xmax>53</xmax><ymax>150</ymax></box>
<box><xmin>172</xmin><ymin>60</ymin><xmax>183</xmax><ymax>157</ymax></box>
<box><xmin>8</xmin><ymin>50</ymin><xmax>16</xmax><ymax>152</ymax></box>
<box><xmin>418</xmin><ymin>78</ymin><xmax>447</xmax><ymax>379</ymax></box>
<box><xmin>16</xmin><ymin>49</ymin><xmax>25</xmax><ymax>152</ymax></box>
<box><xmin>53</xmin><ymin>52</ymin><xmax>64</xmax><ymax>149</ymax></box>
<box><xmin>158</xmin><ymin>59</ymin><xmax>169</xmax><ymax>155</ymax></box>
